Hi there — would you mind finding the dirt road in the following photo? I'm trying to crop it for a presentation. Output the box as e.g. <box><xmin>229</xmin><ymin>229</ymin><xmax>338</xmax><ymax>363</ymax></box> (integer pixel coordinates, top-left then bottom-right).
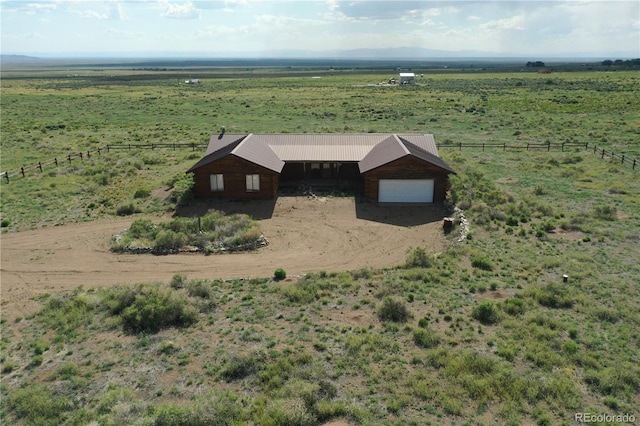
<box><xmin>1</xmin><ymin>197</ymin><xmax>449</xmax><ymax>320</ymax></box>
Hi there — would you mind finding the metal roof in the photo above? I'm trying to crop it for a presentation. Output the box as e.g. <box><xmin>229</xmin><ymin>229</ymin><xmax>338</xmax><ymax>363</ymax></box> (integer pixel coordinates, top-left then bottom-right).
<box><xmin>358</xmin><ymin>135</ymin><xmax>455</xmax><ymax>174</ymax></box>
<box><xmin>233</xmin><ymin>134</ymin><xmax>285</xmax><ymax>173</ymax></box>
<box><xmin>186</xmin><ymin>134</ymin><xmax>246</xmax><ymax>173</ymax></box>
<box><xmin>188</xmin><ymin>133</ymin><xmax>453</xmax><ymax>174</ymax></box>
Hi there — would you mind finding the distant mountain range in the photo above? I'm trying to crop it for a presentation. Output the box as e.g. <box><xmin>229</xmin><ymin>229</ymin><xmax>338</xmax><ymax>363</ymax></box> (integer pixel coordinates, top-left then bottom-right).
<box><xmin>2</xmin><ymin>47</ymin><xmax>636</xmax><ymax>63</ymax></box>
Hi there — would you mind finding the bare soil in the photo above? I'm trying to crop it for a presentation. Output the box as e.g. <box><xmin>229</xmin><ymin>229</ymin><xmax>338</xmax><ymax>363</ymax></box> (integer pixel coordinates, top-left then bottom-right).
<box><xmin>0</xmin><ymin>196</ymin><xmax>449</xmax><ymax>321</ymax></box>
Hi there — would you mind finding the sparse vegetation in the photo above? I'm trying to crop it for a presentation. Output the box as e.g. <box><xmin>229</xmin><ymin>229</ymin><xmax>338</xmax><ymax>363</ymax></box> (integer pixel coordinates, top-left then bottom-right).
<box><xmin>111</xmin><ymin>211</ymin><xmax>264</xmax><ymax>254</ymax></box>
<box><xmin>1</xmin><ymin>64</ymin><xmax>639</xmax><ymax>425</ymax></box>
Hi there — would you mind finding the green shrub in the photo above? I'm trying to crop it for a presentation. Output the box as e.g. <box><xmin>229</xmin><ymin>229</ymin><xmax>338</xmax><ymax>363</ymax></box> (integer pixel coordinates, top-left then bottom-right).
<box><xmin>585</xmin><ymin>364</ymin><xmax>640</xmax><ymax>397</ymax></box>
<box><xmin>97</xmin><ymin>388</ymin><xmax>137</xmax><ymax>415</ymax></box>
<box><xmin>280</xmin><ymin>281</ymin><xmax>318</xmax><ymax>304</ymax></box>
<box><xmin>7</xmin><ymin>385</ymin><xmax>72</xmax><ymax>425</ymax></box>
<box><xmin>413</xmin><ymin>327</ymin><xmax>440</xmax><ymax>348</ymax></box>
<box><xmin>378</xmin><ymin>297</ymin><xmax>412</xmax><ymax>323</ymax></box>
<box><xmin>169</xmin><ymin>173</ymin><xmax>194</xmax><ymax>207</ymax></box>
<box><xmin>471</xmin><ymin>257</ymin><xmax>493</xmax><ymax>271</ymax></box>
<box><xmin>116</xmin><ymin>203</ymin><xmax>141</xmax><ymax>216</ymax></box>
<box><xmin>274</xmin><ymin>268</ymin><xmax>287</xmax><ymax>281</ymax></box>
<box><xmin>257</xmin><ymin>397</ymin><xmax>316</xmax><ymax>426</ymax></box>
<box><xmin>186</xmin><ymin>280</ymin><xmax>212</xmax><ymax>299</ymax></box>
<box><xmin>220</xmin><ymin>354</ymin><xmax>259</xmax><ymax>382</ymax></box>
<box><xmin>405</xmin><ymin>246</ymin><xmax>430</xmax><ymax>268</ymax></box>
<box><xmin>471</xmin><ymin>301</ymin><xmax>502</xmax><ymax>325</ymax></box>
<box><xmin>153</xmin><ymin>230</ymin><xmax>188</xmax><ymax>251</ymax></box>
<box><xmin>592</xmin><ymin>205</ymin><xmax>617</xmax><ymax>221</ymax></box>
<box><xmin>133</xmin><ymin>188</ymin><xmax>151</xmax><ymax>199</ymax></box>
<box><xmin>128</xmin><ymin>218</ymin><xmax>157</xmax><ymax>239</ymax></box>
<box><xmin>524</xmin><ymin>283</ymin><xmax>574</xmax><ymax>309</ymax></box>
<box><xmin>1</xmin><ymin>218</ymin><xmax>10</xmax><ymax>228</ymax></box>
<box><xmin>154</xmin><ymin>392</ymin><xmax>243</xmax><ymax>426</ymax></box>
<box><xmin>121</xmin><ymin>286</ymin><xmax>198</xmax><ymax>333</ymax></box>
<box><xmin>169</xmin><ymin>273</ymin><xmax>187</xmax><ymax>289</ymax></box>
<box><xmin>502</xmin><ymin>298</ymin><xmax>526</xmax><ymax>316</ymax></box>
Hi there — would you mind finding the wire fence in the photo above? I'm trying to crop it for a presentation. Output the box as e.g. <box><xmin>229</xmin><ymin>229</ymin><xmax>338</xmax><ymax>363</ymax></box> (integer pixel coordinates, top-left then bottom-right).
<box><xmin>1</xmin><ymin>143</ymin><xmax>207</xmax><ymax>183</ymax></box>
<box><xmin>437</xmin><ymin>141</ymin><xmax>638</xmax><ymax>170</ymax></box>
<box><xmin>1</xmin><ymin>140</ymin><xmax>637</xmax><ymax>183</ymax></box>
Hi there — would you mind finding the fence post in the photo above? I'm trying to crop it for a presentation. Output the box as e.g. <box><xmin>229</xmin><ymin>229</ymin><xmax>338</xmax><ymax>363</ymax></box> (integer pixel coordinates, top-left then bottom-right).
<box><xmin>601</xmin><ymin>149</ymin><xmax>605</xmax><ymax>159</ymax></box>
<box><xmin>482</xmin><ymin>143</ymin><xmax>485</xmax><ymax>152</ymax></box>
<box><xmin>547</xmin><ymin>143</ymin><xmax>551</xmax><ymax>152</ymax></box>
<box><xmin>562</xmin><ymin>142</ymin><xmax>564</xmax><ymax>152</ymax></box>
<box><xmin>3</xmin><ymin>172</ymin><xmax>8</xmax><ymax>183</ymax></box>
<box><xmin>593</xmin><ymin>144</ymin><xmax>597</xmax><ymax>154</ymax></box>
<box><xmin>458</xmin><ymin>142</ymin><xmax>462</xmax><ymax>151</ymax></box>
<box><xmin>68</xmin><ymin>154</ymin><xmax>72</xmax><ymax>164</ymax></box>
<box><xmin>79</xmin><ymin>152</ymin><xmax>83</xmax><ymax>161</ymax></box>
<box><xmin>621</xmin><ymin>155</ymin><xmax>625</xmax><ymax>164</ymax></box>
<box><xmin>54</xmin><ymin>157</ymin><xmax>58</xmax><ymax>167</ymax></box>
<box><xmin>97</xmin><ymin>147</ymin><xmax>101</xmax><ymax>156</ymax></box>
<box><xmin>106</xmin><ymin>145</ymin><xmax>110</xmax><ymax>153</ymax></box>
<box><xmin>87</xmin><ymin>150</ymin><xmax>91</xmax><ymax>159</ymax></box>
<box><xmin>634</xmin><ymin>159</ymin><xmax>637</xmax><ymax>170</ymax></box>
<box><xmin>503</xmin><ymin>143</ymin><xmax>506</xmax><ymax>151</ymax></box>
<box><xmin>585</xmin><ymin>142</ymin><xmax>588</xmax><ymax>150</ymax></box>
<box><xmin>38</xmin><ymin>162</ymin><xmax>43</xmax><ymax>172</ymax></box>
<box><xmin>151</xmin><ymin>144</ymin><xmax>155</xmax><ymax>150</ymax></box>
<box><xmin>21</xmin><ymin>167</ymin><xmax>25</xmax><ymax>178</ymax></box>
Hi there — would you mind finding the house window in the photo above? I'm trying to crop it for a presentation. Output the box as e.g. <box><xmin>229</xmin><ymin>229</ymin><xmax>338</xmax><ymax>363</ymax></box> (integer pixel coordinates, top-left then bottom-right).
<box><xmin>246</xmin><ymin>174</ymin><xmax>260</xmax><ymax>192</ymax></box>
<box><xmin>210</xmin><ymin>174</ymin><xmax>224</xmax><ymax>192</ymax></box>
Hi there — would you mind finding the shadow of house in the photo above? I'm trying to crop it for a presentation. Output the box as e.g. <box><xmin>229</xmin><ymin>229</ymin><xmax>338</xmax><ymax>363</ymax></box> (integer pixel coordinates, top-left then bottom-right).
<box><xmin>354</xmin><ymin>200</ymin><xmax>448</xmax><ymax>226</ymax></box>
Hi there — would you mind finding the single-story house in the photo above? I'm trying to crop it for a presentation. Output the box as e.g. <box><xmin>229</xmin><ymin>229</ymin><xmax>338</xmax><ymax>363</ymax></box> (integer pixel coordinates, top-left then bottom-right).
<box><xmin>399</xmin><ymin>73</ymin><xmax>416</xmax><ymax>84</ymax></box>
<box><xmin>186</xmin><ymin>133</ymin><xmax>455</xmax><ymax>203</ymax></box>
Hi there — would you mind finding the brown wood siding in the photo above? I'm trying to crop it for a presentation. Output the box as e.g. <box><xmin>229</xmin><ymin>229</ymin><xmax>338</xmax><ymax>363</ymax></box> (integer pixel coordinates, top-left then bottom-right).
<box><xmin>362</xmin><ymin>156</ymin><xmax>451</xmax><ymax>203</ymax></box>
<box><xmin>191</xmin><ymin>155</ymin><xmax>279</xmax><ymax>199</ymax></box>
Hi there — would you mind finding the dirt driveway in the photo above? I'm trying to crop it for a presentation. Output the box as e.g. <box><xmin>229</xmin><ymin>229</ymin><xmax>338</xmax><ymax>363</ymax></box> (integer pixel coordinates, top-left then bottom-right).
<box><xmin>0</xmin><ymin>196</ymin><xmax>449</xmax><ymax>320</ymax></box>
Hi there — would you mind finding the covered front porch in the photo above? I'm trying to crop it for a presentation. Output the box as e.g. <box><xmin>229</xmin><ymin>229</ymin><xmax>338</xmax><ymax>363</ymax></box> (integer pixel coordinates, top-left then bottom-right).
<box><xmin>279</xmin><ymin>162</ymin><xmax>363</xmax><ymax>194</ymax></box>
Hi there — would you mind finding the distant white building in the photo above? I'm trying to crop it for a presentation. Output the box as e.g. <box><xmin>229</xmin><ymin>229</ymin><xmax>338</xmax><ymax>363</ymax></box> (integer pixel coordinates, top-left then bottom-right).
<box><xmin>185</xmin><ymin>79</ymin><xmax>201</xmax><ymax>84</ymax></box>
<box><xmin>399</xmin><ymin>73</ymin><xmax>415</xmax><ymax>85</ymax></box>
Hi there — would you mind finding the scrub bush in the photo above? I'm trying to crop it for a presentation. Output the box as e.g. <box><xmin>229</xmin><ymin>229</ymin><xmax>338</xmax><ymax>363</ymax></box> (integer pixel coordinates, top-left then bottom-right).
<box><xmin>378</xmin><ymin>297</ymin><xmax>412</xmax><ymax>323</ymax></box>
<box><xmin>471</xmin><ymin>301</ymin><xmax>502</xmax><ymax>325</ymax></box>
<box><xmin>121</xmin><ymin>286</ymin><xmax>198</xmax><ymax>333</ymax></box>
<box><xmin>274</xmin><ymin>268</ymin><xmax>287</xmax><ymax>281</ymax></box>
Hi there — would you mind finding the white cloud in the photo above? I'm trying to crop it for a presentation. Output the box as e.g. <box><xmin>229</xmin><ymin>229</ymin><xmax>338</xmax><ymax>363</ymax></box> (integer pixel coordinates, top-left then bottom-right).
<box><xmin>71</xmin><ymin>9</ymin><xmax>108</xmax><ymax>19</ymax></box>
<box><xmin>23</xmin><ymin>2</ymin><xmax>58</xmax><ymax>15</ymax></box>
<box><xmin>160</xmin><ymin>0</ymin><xmax>201</xmax><ymax>19</ymax></box>
<box><xmin>481</xmin><ymin>15</ymin><xmax>525</xmax><ymax>32</ymax></box>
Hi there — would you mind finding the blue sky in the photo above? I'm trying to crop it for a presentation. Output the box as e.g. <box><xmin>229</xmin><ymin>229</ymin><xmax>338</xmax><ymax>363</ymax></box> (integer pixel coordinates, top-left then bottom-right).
<box><xmin>1</xmin><ymin>0</ymin><xmax>638</xmax><ymax>57</ymax></box>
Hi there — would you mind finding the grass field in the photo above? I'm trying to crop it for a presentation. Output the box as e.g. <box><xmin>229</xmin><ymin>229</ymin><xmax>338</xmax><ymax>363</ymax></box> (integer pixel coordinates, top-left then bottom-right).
<box><xmin>1</xmin><ymin>62</ymin><xmax>639</xmax><ymax>425</ymax></box>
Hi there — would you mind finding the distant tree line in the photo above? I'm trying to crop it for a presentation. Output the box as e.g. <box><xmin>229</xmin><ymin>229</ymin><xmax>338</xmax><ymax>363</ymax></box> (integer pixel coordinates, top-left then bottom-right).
<box><xmin>526</xmin><ymin>61</ymin><xmax>546</xmax><ymax>68</ymax></box>
<box><xmin>601</xmin><ymin>59</ymin><xmax>640</xmax><ymax>68</ymax></box>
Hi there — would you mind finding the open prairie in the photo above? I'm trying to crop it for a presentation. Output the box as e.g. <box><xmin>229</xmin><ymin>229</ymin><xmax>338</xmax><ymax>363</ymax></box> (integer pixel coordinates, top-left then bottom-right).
<box><xmin>1</xmin><ymin>60</ymin><xmax>639</xmax><ymax>425</ymax></box>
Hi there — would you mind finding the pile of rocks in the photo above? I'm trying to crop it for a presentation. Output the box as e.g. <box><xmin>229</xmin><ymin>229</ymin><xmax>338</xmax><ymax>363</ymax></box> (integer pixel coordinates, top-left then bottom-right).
<box><xmin>444</xmin><ymin>202</ymin><xmax>470</xmax><ymax>245</ymax></box>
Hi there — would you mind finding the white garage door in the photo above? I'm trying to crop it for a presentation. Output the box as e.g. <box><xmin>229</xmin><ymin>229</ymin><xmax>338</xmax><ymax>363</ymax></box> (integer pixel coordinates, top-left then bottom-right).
<box><xmin>378</xmin><ymin>179</ymin><xmax>434</xmax><ymax>203</ymax></box>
